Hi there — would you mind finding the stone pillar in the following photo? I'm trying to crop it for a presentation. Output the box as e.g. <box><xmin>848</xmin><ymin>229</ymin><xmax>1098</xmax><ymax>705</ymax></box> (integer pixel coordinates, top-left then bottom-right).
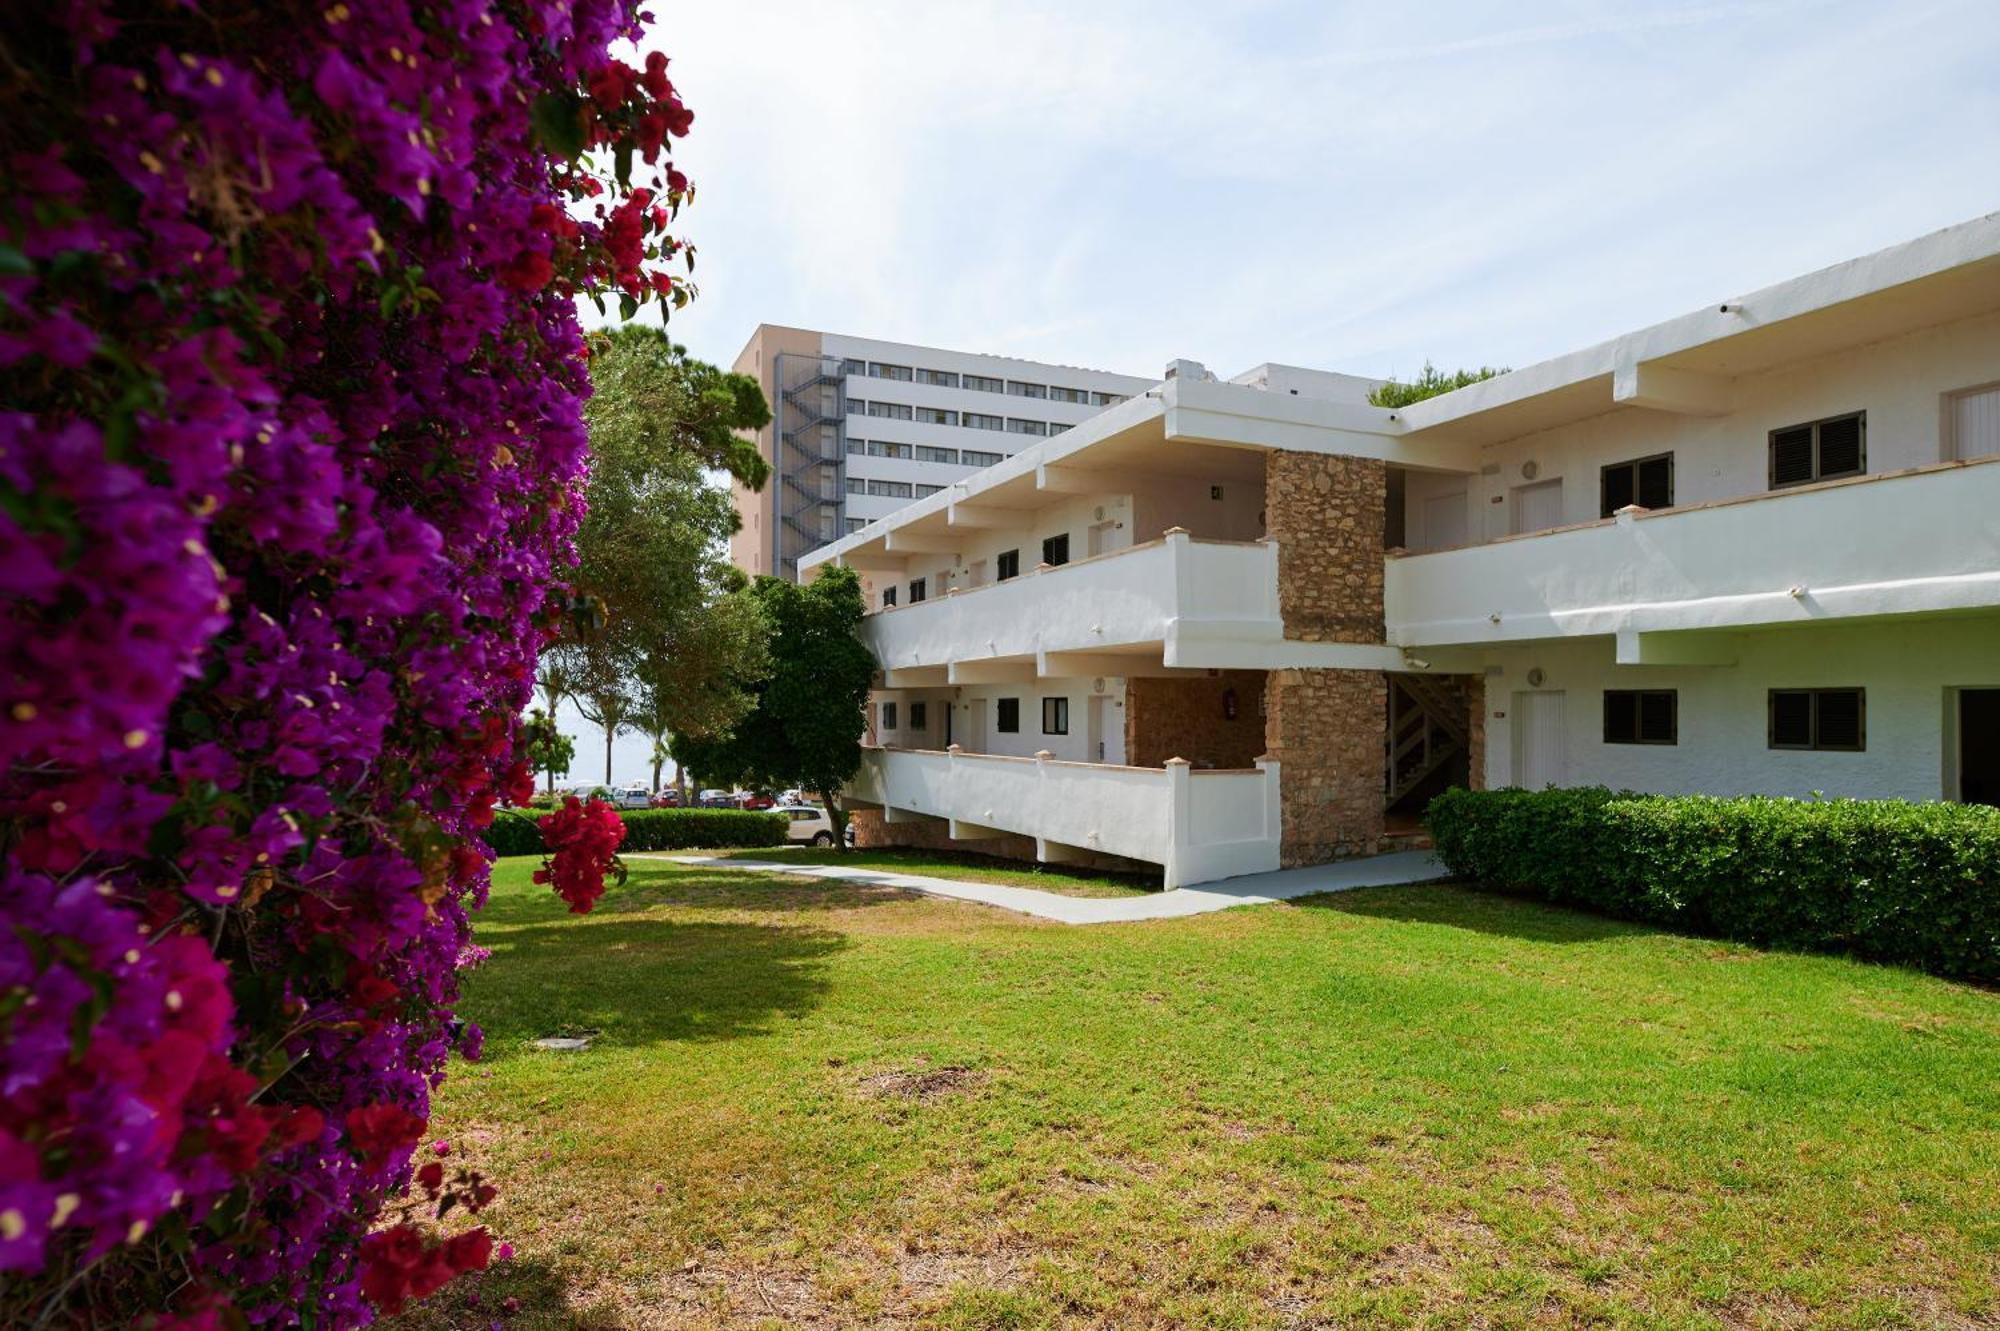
<box><xmin>1259</xmin><ymin>450</ymin><xmax>1391</xmax><ymax>863</ymax></box>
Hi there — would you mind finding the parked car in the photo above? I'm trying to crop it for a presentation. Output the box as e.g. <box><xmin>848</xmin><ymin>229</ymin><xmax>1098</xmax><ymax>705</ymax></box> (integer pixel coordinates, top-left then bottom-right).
<box><xmin>739</xmin><ymin>791</ymin><xmax>776</xmax><ymax>811</ymax></box>
<box><xmin>613</xmin><ymin>784</ymin><xmax>651</xmax><ymax>810</ymax></box>
<box><xmin>697</xmin><ymin>789</ymin><xmax>735</xmax><ymax>809</ymax></box>
<box><xmin>775</xmin><ymin>804</ymin><xmax>836</xmax><ymax>846</ymax></box>
<box><xmin>650</xmin><ymin>788</ymin><xmax>682</xmax><ymax>808</ymax></box>
<box><xmin>565</xmin><ymin>784</ymin><xmax>618</xmax><ymax>805</ymax></box>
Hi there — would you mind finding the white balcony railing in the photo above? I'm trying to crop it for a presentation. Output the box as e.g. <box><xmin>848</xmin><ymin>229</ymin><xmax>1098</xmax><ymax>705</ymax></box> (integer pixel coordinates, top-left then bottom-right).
<box><xmin>849</xmin><ymin>746</ymin><xmax>1281</xmax><ymax>889</ymax></box>
<box><xmin>1386</xmin><ymin>456</ymin><xmax>2000</xmax><ymax>649</ymax></box>
<box><xmin>864</xmin><ymin>531</ymin><xmax>1281</xmax><ymax>673</ymax></box>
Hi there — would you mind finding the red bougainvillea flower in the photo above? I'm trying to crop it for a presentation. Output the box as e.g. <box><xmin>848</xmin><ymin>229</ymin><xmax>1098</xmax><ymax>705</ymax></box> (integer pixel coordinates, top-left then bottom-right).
<box><xmin>534</xmin><ymin>796</ymin><xmax>627</xmax><ymax>913</ymax></box>
<box><xmin>345</xmin><ymin>1105</ymin><xmax>427</xmax><ymax>1174</ymax></box>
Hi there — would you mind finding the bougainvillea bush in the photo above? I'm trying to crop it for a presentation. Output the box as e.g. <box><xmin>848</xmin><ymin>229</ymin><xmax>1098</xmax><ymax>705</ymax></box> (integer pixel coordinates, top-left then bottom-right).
<box><xmin>0</xmin><ymin>2</ymin><xmax>689</xmax><ymax>1325</ymax></box>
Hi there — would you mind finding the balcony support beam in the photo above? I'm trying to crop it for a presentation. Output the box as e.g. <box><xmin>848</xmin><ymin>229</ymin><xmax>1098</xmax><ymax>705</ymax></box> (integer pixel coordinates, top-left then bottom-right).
<box><xmin>1612</xmin><ymin>361</ymin><xmax>1731</xmax><ymax>416</ymax></box>
<box><xmin>1036</xmin><ymin>462</ymin><xmax>1104</xmax><ymax>495</ymax></box>
<box><xmin>1036</xmin><ymin>837</ymin><xmax>1095</xmax><ymax>866</ymax></box>
<box><xmin>881</xmin><ymin>666</ymin><xmax>949</xmax><ymax>689</ymax></box>
<box><xmin>883</xmin><ymin>806</ymin><xmax>945</xmax><ymax>827</ymax></box>
<box><xmin>948</xmin><ymin>659</ymin><xmax>1037</xmax><ymax>685</ymax></box>
<box><xmin>1038</xmin><ymin>650</ymin><xmax>1206</xmax><ymax>679</ymax></box>
<box><xmin>1615</xmin><ymin>628</ymin><xmax>1742</xmax><ymax>666</ymax></box>
<box><xmin>884</xmin><ymin>530</ymin><xmax>963</xmax><ymax>555</ymax></box>
<box><xmin>947</xmin><ymin>502</ymin><xmax>1019</xmax><ymax>530</ymax></box>
<box><xmin>949</xmin><ymin>818</ymin><xmax>1009</xmax><ymax>841</ymax></box>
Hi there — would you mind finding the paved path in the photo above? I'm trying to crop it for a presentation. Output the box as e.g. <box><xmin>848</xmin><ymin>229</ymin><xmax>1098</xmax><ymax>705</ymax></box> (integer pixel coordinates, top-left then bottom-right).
<box><xmin>637</xmin><ymin>851</ymin><xmax>1447</xmax><ymax>925</ymax></box>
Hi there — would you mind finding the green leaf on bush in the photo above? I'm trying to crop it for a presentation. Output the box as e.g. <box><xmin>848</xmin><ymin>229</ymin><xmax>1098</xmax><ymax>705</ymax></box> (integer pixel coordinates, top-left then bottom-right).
<box><xmin>530</xmin><ymin>92</ymin><xmax>587</xmax><ymax>161</ymax></box>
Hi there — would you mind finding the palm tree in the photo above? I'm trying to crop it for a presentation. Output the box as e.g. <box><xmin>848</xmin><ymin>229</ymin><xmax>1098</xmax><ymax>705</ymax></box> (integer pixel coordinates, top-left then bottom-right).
<box><xmin>574</xmin><ymin>684</ymin><xmax>633</xmax><ymax>786</ymax></box>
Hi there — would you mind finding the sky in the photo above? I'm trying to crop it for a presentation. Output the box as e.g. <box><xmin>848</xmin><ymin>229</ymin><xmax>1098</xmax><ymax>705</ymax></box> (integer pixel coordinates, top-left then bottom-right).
<box><xmin>553</xmin><ymin>0</ymin><xmax>2000</xmax><ymax>789</ymax></box>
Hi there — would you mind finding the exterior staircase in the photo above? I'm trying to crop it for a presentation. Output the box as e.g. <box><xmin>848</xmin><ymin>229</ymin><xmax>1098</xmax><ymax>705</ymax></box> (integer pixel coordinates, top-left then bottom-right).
<box><xmin>1385</xmin><ymin>674</ymin><xmax>1467</xmax><ymax>809</ymax></box>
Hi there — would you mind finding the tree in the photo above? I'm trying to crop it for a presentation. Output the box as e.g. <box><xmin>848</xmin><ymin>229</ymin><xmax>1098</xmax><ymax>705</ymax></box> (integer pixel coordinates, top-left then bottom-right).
<box><xmin>520</xmin><ymin>707</ymin><xmax>576</xmax><ymax>796</ymax></box>
<box><xmin>673</xmin><ymin>566</ymin><xmax>875</xmax><ymax>844</ymax></box>
<box><xmin>545</xmin><ymin>328</ymin><xmax>774</xmax><ymax>785</ymax></box>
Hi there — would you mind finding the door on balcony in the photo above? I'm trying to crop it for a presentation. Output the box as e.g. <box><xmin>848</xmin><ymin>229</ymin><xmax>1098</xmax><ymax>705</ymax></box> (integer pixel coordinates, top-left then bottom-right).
<box><xmin>1087</xmin><ymin>520</ymin><xmax>1127</xmax><ymax>558</ymax></box>
<box><xmin>1088</xmin><ymin>694</ymin><xmax>1124</xmax><ymax>764</ymax></box>
<box><xmin>1511</xmin><ymin>691</ymin><xmax>1568</xmax><ymax>789</ymax></box>
<box><xmin>963</xmin><ymin>699</ymin><xmax>988</xmax><ymax>754</ymax></box>
<box><xmin>1510</xmin><ymin>478</ymin><xmax>1564</xmax><ymax>535</ymax></box>
<box><xmin>1959</xmin><ymin>689</ymin><xmax>2000</xmax><ymax>806</ymax></box>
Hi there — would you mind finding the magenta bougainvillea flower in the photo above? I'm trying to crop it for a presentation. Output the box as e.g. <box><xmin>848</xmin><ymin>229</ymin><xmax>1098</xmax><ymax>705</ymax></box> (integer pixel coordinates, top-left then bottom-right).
<box><xmin>0</xmin><ymin>1</ymin><xmax>688</xmax><ymax>1324</ymax></box>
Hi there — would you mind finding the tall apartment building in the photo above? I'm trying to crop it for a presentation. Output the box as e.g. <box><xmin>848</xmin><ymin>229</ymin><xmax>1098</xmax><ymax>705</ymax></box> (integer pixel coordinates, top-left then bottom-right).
<box><xmin>728</xmin><ymin>325</ymin><xmax>1155</xmax><ymax>580</ymax></box>
<box><xmin>802</xmin><ymin>213</ymin><xmax>2000</xmax><ymax>889</ymax></box>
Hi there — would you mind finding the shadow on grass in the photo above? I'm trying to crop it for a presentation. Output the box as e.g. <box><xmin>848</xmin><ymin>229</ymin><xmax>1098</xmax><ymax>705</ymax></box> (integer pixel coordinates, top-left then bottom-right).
<box><xmin>1297</xmin><ymin>882</ymin><xmax>1663</xmax><ymax>945</ymax></box>
<box><xmin>470</xmin><ymin>913</ymin><xmax>849</xmax><ymax>1055</ymax></box>
<box><xmin>387</xmin><ymin>1255</ymin><xmax>635</xmax><ymax>1331</ymax></box>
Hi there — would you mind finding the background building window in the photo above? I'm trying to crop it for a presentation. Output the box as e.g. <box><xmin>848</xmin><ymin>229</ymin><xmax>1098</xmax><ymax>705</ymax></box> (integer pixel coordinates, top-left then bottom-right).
<box><xmin>845</xmin><ymin>476</ymin><xmax>867</xmax><ymax>495</ymax></box>
<box><xmin>1769</xmin><ymin>688</ymin><xmax>1865</xmax><ymax>751</ymax></box>
<box><xmin>915</xmin><ymin>484</ymin><xmax>943</xmax><ymax>497</ymax></box>
<box><xmin>841</xmin><ymin>358</ymin><xmax>866</xmax><ymax>375</ymax></box>
<box><xmin>867</xmin><ymin>480</ymin><xmax>914</xmax><ymax>498</ymax></box>
<box><xmin>847</xmin><ymin>399</ymin><xmax>867</xmax><ymax>415</ymax></box>
<box><xmin>908</xmin><ymin>702</ymin><xmax>927</xmax><ymax>730</ymax></box>
<box><xmin>880</xmin><ymin>701</ymin><xmax>897</xmax><ymax>730</ymax></box>
<box><xmin>1007</xmin><ymin>418</ymin><xmax>1049</xmax><ymax>436</ymax></box>
<box><xmin>867</xmin><ymin>401</ymin><xmax>914</xmax><ymax>421</ymax></box>
<box><xmin>1042</xmin><ymin>533</ymin><xmax>1070</xmax><ymax>567</ymax></box>
<box><xmin>996</xmin><ymin>698</ymin><xmax>1020</xmax><ymax>732</ymax></box>
<box><xmin>1041</xmin><ymin>696</ymin><xmax>1069</xmax><ymax>734</ymax></box>
<box><xmin>915</xmin><ymin>445</ymin><xmax>959</xmax><ymax>464</ymax></box>
<box><xmin>881</xmin><ymin>586</ymin><xmax>896</xmax><ymax>608</ymax></box>
<box><xmin>1008</xmin><ymin>381</ymin><xmax>1048</xmax><ymax>399</ymax></box>
<box><xmin>915</xmin><ymin>406</ymin><xmax>958</xmax><ymax>426</ymax></box>
<box><xmin>996</xmin><ymin>549</ymin><xmax>1020</xmax><ymax>580</ymax></box>
<box><xmin>1092</xmin><ymin>391</ymin><xmax>1126</xmax><ymax>406</ymax></box>
<box><xmin>963</xmin><ymin>374</ymin><xmax>1004</xmax><ymax>393</ymax></box>
<box><xmin>908</xmin><ymin>577</ymin><xmax>926</xmax><ymax>603</ymax></box>
<box><xmin>868</xmin><ymin>362</ymin><xmax>912</xmax><ymax>381</ymax></box>
<box><xmin>963</xmin><ymin>412</ymin><xmax>1004</xmax><ymax>432</ymax></box>
<box><xmin>961</xmin><ymin>448</ymin><xmax>1003</xmax><ymax>466</ymax></box>
<box><xmin>1604</xmin><ymin>690</ymin><xmax>1677</xmax><ymax>744</ymax></box>
<box><xmin>1770</xmin><ymin>412</ymin><xmax>1865</xmax><ymax>487</ymax></box>
<box><xmin>1600</xmin><ymin>453</ymin><xmax>1674</xmax><ymax>516</ymax></box>
<box><xmin>917</xmin><ymin>368</ymin><xmax>959</xmax><ymax>388</ymax></box>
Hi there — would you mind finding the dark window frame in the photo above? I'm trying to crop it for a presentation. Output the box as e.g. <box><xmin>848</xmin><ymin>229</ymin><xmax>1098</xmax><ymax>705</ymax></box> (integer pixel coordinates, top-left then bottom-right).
<box><xmin>1599</xmin><ymin>452</ymin><xmax>1675</xmax><ymax>518</ymax></box>
<box><xmin>996</xmin><ymin>698</ymin><xmax>1021</xmax><ymax>733</ymax></box>
<box><xmin>1767</xmin><ymin>688</ymin><xmax>1866</xmax><ymax>752</ymax></box>
<box><xmin>1042</xmin><ymin>533</ymin><xmax>1070</xmax><ymax>567</ymax></box>
<box><xmin>908</xmin><ymin>577</ymin><xmax>926</xmax><ymax>604</ymax></box>
<box><xmin>908</xmin><ymin>701</ymin><xmax>927</xmax><ymax>731</ymax></box>
<box><xmin>1768</xmin><ymin>411</ymin><xmax>1866</xmax><ymax>489</ymax></box>
<box><xmin>1041</xmin><ymin>696</ymin><xmax>1069</xmax><ymax>735</ymax></box>
<box><xmin>1602</xmin><ymin>689</ymin><xmax>1678</xmax><ymax>745</ymax></box>
<box><xmin>880</xmin><ymin>701</ymin><xmax>897</xmax><ymax>731</ymax></box>
<box><xmin>881</xmin><ymin>586</ymin><xmax>896</xmax><ymax>608</ymax></box>
<box><xmin>996</xmin><ymin>549</ymin><xmax>1020</xmax><ymax>581</ymax></box>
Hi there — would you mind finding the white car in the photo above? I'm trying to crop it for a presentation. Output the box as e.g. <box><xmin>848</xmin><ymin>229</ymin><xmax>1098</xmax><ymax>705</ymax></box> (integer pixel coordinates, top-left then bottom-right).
<box><xmin>775</xmin><ymin>804</ymin><xmax>837</xmax><ymax>846</ymax></box>
<box><xmin>613</xmin><ymin>784</ymin><xmax>652</xmax><ymax>809</ymax></box>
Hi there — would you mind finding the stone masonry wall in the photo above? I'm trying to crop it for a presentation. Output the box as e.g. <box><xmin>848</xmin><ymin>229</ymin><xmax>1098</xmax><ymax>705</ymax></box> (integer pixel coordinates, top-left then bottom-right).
<box><xmin>1124</xmin><ymin>670</ymin><xmax>1267</xmax><ymax>769</ymax></box>
<box><xmin>1263</xmin><ymin>451</ymin><xmax>1385</xmax><ymax>643</ymax></box>
<box><xmin>1263</xmin><ymin>668</ymin><xmax>1386</xmax><ymax>864</ymax></box>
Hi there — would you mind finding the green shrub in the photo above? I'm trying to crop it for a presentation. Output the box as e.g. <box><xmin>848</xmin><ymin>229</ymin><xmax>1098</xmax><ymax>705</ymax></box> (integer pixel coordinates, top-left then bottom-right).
<box><xmin>1366</xmin><ymin>361</ymin><xmax>1508</xmax><ymax>409</ymax></box>
<box><xmin>482</xmin><ymin>805</ymin><xmax>786</xmax><ymax>857</ymax></box>
<box><xmin>1426</xmin><ymin>787</ymin><xmax>2000</xmax><ymax>981</ymax></box>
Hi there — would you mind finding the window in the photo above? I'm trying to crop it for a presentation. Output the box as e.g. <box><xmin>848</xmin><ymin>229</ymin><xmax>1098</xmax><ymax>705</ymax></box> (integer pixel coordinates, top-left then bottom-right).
<box><xmin>845</xmin><ymin>476</ymin><xmax>866</xmax><ymax>495</ymax></box>
<box><xmin>907</xmin><ymin>577</ymin><xmax>926</xmax><ymax>603</ymax></box>
<box><xmin>963</xmin><ymin>373</ymin><xmax>1004</xmax><ymax>393</ymax></box>
<box><xmin>915</xmin><ymin>406</ymin><xmax>958</xmax><ymax>427</ymax></box>
<box><xmin>963</xmin><ymin>412</ymin><xmax>1004</xmax><ymax>432</ymax></box>
<box><xmin>869</xmin><ymin>362</ymin><xmax>912</xmax><ymax>381</ymax></box>
<box><xmin>1768</xmin><ymin>688</ymin><xmax>1865</xmax><ymax>751</ymax></box>
<box><xmin>1041</xmin><ymin>696</ymin><xmax>1069</xmax><ymax>735</ymax></box>
<box><xmin>1008</xmin><ymin>381</ymin><xmax>1048</xmax><ymax>399</ymax></box>
<box><xmin>1042</xmin><ymin>533</ymin><xmax>1070</xmax><ymax>567</ymax></box>
<box><xmin>1603</xmin><ymin>690</ymin><xmax>1677</xmax><ymax>745</ymax></box>
<box><xmin>846</xmin><ymin>437</ymin><xmax>866</xmax><ymax>455</ymax></box>
<box><xmin>880</xmin><ymin>701</ymin><xmax>897</xmax><ymax>730</ymax></box>
<box><xmin>996</xmin><ymin>549</ymin><xmax>1020</xmax><ymax>581</ymax></box>
<box><xmin>1047</xmin><ymin>385</ymin><xmax>1088</xmax><ymax>404</ymax></box>
<box><xmin>867</xmin><ymin>440</ymin><xmax>912</xmax><ymax>459</ymax></box>
<box><xmin>847</xmin><ymin>398</ymin><xmax>867</xmax><ymax>415</ymax></box>
<box><xmin>1091</xmin><ymin>391</ymin><xmax>1126</xmax><ymax>407</ymax></box>
<box><xmin>915</xmin><ymin>445</ymin><xmax>959</xmax><ymax>464</ymax></box>
<box><xmin>841</xmin><ymin>357</ymin><xmax>866</xmax><ymax>375</ymax></box>
<box><xmin>996</xmin><ymin>698</ymin><xmax>1021</xmax><ymax>733</ymax></box>
<box><xmin>1600</xmin><ymin>453</ymin><xmax>1674</xmax><ymax>517</ymax></box>
<box><xmin>908</xmin><ymin>702</ymin><xmax>927</xmax><ymax>730</ymax></box>
<box><xmin>917</xmin><ymin>368</ymin><xmax>959</xmax><ymax>388</ymax></box>
<box><xmin>818</xmin><ymin>506</ymin><xmax>836</xmax><ymax>539</ymax></box>
<box><xmin>1007</xmin><ymin>418</ymin><xmax>1049</xmax><ymax>437</ymax></box>
<box><xmin>845</xmin><ymin>517</ymin><xmax>866</xmax><ymax>534</ymax></box>
<box><xmin>867</xmin><ymin>479</ymin><xmax>913</xmax><ymax>498</ymax></box>
<box><xmin>1770</xmin><ymin>412</ymin><xmax>1865</xmax><ymax>488</ymax></box>
<box><xmin>881</xmin><ymin>586</ymin><xmax>896</xmax><ymax>608</ymax></box>
<box><xmin>867</xmin><ymin>401</ymin><xmax>914</xmax><ymax>421</ymax></box>
<box><xmin>915</xmin><ymin>484</ymin><xmax>944</xmax><ymax>498</ymax></box>
<box><xmin>1946</xmin><ymin>383</ymin><xmax>2000</xmax><ymax>460</ymax></box>
<box><xmin>961</xmin><ymin>448</ymin><xmax>1003</xmax><ymax>467</ymax></box>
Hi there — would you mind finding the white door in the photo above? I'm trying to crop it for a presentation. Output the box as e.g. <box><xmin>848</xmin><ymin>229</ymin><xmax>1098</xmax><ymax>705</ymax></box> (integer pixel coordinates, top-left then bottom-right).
<box><xmin>963</xmin><ymin>699</ymin><xmax>988</xmax><ymax>754</ymax></box>
<box><xmin>1950</xmin><ymin>385</ymin><xmax>2000</xmax><ymax>459</ymax></box>
<box><xmin>967</xmin><ymin>559</ymin><xmax>987</xmax><ymax>588</ymax></box>
<box><xmin>1511</xmin><ymin>691</ymin><xmax>1567</xmax><ymax>789</ymax></box>
<box><xmin>1421</xmin><ymin>491</ymin><xmax>1468</xmax><ymax>550</ymax></box>
<box><xmin>1089</xmin><ymin>694</ymin><xmax>1124</xmax><ymax>764</ymax></box>
<box><xmin>1510</xmin><ymin>479</ymin><xmax>1564</xmax><ymax>535</ymax></box>
<box><xmin>1087</xmin><ymin>520</ymin><xmax>1127</xmax><ymax>558</ymax></box>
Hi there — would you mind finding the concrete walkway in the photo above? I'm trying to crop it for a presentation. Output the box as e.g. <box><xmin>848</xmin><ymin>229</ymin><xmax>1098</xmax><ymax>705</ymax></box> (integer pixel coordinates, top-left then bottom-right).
<box><xmin>638</xmin><ymin>851</ymin><xmax>1447</xmax><ymax>925</ymax></box>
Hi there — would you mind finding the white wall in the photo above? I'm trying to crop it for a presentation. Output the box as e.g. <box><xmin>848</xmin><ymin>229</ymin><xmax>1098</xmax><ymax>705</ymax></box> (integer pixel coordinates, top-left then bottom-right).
<box><xmin>1475</xmin><ymin>616</ymin><xmax>2000</xmax><ymax>801</ymax></box>
<box><xmin>873</xmin><ymin>678</ymin><xmax>1125</xmax><ymax>765</ymax></box>
<box><xmin>1405</xmin><ymin>308</ymin><xmax>2000</xmax><ymax>544</ymax></box>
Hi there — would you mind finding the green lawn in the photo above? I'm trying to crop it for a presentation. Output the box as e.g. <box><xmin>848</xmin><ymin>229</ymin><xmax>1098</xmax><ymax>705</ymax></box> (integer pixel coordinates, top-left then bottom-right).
<box><xmin>679</xmin><ymin>845</ymin><xmax>1158</xmax><ymax>898</ymax></box>
<box><xmin>395</xmin><ymin>859</ymin><xmax>2000</xmax><ymax>1330</ymax></box>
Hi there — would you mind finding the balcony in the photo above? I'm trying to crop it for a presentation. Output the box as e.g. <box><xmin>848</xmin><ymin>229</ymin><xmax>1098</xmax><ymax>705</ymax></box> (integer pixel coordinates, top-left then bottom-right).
<box><xmin>865</xmin><ymin>530</ymin><xmax>1282</xmax><ymax>677</ymax></box>
<box><xmin>1385</xmin><ymin>456</ymin><xmax>2000</xmax><ymax>654</ymax></box>
<box><xmin>848</xmin><ymin>747</ymin><xmax>1282</xmax><ymax>889</ymax></box>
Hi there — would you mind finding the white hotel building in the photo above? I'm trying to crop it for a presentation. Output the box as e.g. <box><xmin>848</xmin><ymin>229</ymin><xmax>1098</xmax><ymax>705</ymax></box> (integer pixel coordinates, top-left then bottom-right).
<box><xmin>728</xmin><ymin>326</ymin><xmax>1153</xmax><ymax>581</ymax></box>
<box><xmin>800</xmin><ymin>214</ymin><xmax>2000</xmax><ymax>888</ymax></box>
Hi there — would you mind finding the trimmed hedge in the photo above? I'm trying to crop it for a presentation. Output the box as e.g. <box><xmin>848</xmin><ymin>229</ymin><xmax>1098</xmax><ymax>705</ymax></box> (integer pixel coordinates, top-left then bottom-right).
<box><xmin>484</xmin><ymin>806</ymin><xmax>787</xmax><ymax>857</ymax></box>
<box><xmin>1426</xmin><ymin>787</ymin><xmax>2000</xmax><ymax>982</ymax></box>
